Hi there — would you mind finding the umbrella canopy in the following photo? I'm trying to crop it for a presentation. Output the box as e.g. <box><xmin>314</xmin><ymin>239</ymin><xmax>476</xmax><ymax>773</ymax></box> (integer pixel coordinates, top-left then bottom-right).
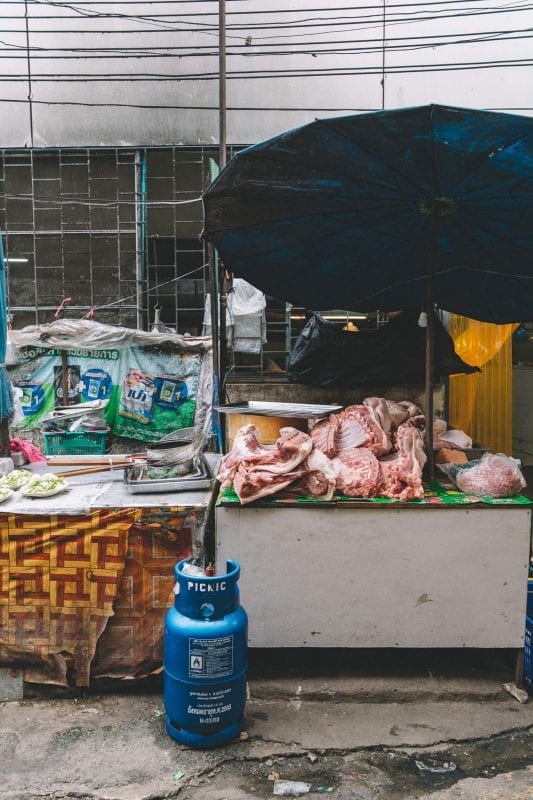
<box><xmin>203</xmin><ymin>105</ymin><xmax>533</xmax><ymax>324</ymax></box>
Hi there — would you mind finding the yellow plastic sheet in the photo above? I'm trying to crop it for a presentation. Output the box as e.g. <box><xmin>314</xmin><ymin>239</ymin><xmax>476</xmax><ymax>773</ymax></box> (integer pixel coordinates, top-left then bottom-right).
<box><xmin>448</xmin><ymin>316</ymin><xmax>518</xmax><ymax>454</ymax></box>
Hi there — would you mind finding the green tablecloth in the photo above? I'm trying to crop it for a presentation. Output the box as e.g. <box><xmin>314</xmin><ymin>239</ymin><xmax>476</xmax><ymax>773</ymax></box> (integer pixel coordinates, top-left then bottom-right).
<box><xmin>217</xmin><ymin>481</ymin><xmax>532</xmax><ymax>508</ymax></box>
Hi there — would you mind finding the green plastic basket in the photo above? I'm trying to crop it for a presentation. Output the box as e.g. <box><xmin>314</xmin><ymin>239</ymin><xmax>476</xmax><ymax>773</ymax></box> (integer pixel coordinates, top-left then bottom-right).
<box><xmin>43</xmin><ymin>430</ymin><xmax>109</xmax><ymax>456</ymax></box>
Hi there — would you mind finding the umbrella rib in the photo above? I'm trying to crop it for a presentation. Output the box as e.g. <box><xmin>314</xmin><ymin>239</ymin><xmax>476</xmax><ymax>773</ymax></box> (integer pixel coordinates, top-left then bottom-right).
<box><xmin>315</xmin><ymin>117</ymin><xmax>430</xmax><ymax>197</ymax></box>
<box><xmin>234</xmin><ymin>150</ymin><xmax>408</xmax><ymax>198</ymax></box>
<box><xmin>455</xmin><ymin>266</ymin><xmax>533</xmax><ymax>280</ymax></box>
<box><xmin>446</xmin><ymin>133</ymin><xmax>529</xmax><ymax>198</ymax></box>
<box><xmin>449</xmin><ymin>205</ymin><xmax>533</xmax><ymax>272</ymax></box>
<box><xmin>209</xmin><ymin>202</ymin><xmax>409</xmax><ymax>233</ymax></box>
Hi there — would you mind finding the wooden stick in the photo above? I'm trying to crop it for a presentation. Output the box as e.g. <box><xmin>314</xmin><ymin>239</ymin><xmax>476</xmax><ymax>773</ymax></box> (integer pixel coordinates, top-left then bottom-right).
<box><xmin>53</xmin><ymin>464</ymin><xmax>131</xmax><ymax>478</ymax></box>
<box><xmin>47</xmin><ymin>456</ymin><xmax>134</xmax><ymax>466</ymax></box>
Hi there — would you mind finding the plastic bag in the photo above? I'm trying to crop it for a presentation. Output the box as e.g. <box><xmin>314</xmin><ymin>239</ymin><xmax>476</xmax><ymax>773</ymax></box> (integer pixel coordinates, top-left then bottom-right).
<box><xmin>203</xmin><ymin>280</ymin><xmax>267</xmax><ymax>353</ymax></box>
<box><xmin>287</xmin><ymin>311</ymin><xmax>480</xmax><ymax>387</ymax></box>
<box><xmin>228</xmin><ymin>279</ymin><xmax>266</xmax><ymax>354</ymax></box>
<box><xmin>437</xmin><ymin>453</ymin><xmax>526</xmax><ymax>498</ymax></box>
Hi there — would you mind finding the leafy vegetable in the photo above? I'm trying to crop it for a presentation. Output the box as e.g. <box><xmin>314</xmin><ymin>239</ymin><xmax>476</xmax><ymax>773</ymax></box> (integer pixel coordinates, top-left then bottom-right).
<box><xmin>21</xmin><ymin>474</ymin><xmax>68</xmax><ymax>496</ymax></box>
<box><xmin>0</xmin><ymin>469</ymin><xmax>33</xmax><ymax>489</ymax></box>
<box><xmin>0</xmin><ymin>486</ymin><xmax>14</xmax><ymax>503</ymax></box>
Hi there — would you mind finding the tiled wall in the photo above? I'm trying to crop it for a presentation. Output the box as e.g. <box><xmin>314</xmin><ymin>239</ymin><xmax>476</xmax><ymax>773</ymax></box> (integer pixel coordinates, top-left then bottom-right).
<box><xmin>0</xmin><ymin>147</ymin><xmax>213</xmax><ymax>334</ymax></box>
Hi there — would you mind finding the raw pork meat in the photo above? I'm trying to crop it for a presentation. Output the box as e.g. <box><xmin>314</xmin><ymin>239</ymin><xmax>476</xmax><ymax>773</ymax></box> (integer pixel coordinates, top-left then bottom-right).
<box><xmin>218</xmin><ymin>424</ymin><xmax>314</xmax><ymax>503</ymax></box>
<box><xmin>395</xmin><ymin>400</ymin><xmax>422</xmax><ymax>419</ymax></box>
<box><xmin>403</xmin><ymin>415</ymin><xmax>472</xmax><ymax>451</ymax></box>
<box><xmin>218</xmin><ymin>424</ymin><xmax>271</xmax><ymax>488</ymax></box>
<box><xmin>384</xmin><ymin>400</ymin><xmax>411</xmax><ymax>427</ymax></box>
<box><xmin>218</xmin><ymin>424</ymin><xmax>313</xmax><ymax>489</ymax></box>
<box><xmin>310</xmin><ymin>413</ymin><xmax>342</xmax><ymax>457</ymax></box>
<box><xmin>220</xmin><ymin>398</ymin><xmax>430</xmax><ymax>503</ymax></box>
<box><xmin>233</xmin><ymin>463</ymin><xmax>307</xmax><ymax>504</ymax></box>
<box><xmin>434</xmin><ymin>428</ymin><xmax>473</xmax><ymax>450</ymax></box>
<box><xmin>363</xmin><ymin>397</ymin><xmax>393</xmax><ymax>438</ymax></box>
<box><xmin>302</xmin><ymin>448</ymin><xmax>337</xmax><ymax>500</ymax></box>
<box><xmin>332</xmin><ymin>447</ymin><xmax>381</xmax><ymax>498</ymax></box>
<box><xmin>311</xmin><ymin>403</ymin><xmax>392</xmax><ymax>458</ymax></box>
<box><xmin>378</xmin><ymin>422</ymin><xmax>427</xmax><ymax>501</ymax></box>
<box><xmin>285</xmin><ymin>448</ymin><xmax>337</xmax><ymax>501</ymax></box>
<box><xmin>453</xmin><ymin>453</ymin><xmax>526</xmax><ymax>498</ymax></box>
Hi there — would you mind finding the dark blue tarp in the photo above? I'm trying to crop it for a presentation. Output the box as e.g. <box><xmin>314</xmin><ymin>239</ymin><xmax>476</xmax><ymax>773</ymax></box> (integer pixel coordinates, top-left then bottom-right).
<box><xmin>203</xmin><ymin>105</ymin><xmax>533</xmax><ymax>323</ymax></box>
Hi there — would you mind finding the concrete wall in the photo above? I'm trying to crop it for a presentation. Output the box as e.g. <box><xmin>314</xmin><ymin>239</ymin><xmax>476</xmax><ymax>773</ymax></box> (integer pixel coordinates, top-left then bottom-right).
<box><xmin>1</xmin><ymin>1</ymin><xmax>531</xmax><ymax>148</ymax></box>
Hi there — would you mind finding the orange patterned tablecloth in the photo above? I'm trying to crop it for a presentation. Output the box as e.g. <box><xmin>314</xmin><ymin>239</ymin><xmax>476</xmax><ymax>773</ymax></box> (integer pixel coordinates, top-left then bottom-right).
<box><xmin>0</xmin><ymin>506</ymin><xmax>198</xmax><ymax>686</ymax></box>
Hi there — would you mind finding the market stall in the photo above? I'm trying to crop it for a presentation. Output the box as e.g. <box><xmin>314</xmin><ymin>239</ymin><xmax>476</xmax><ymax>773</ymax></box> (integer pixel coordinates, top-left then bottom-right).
<box><xmin>203</xmin><ymin>106</ymin><xmax>533</xmax><ymax>670</ymax></box>
<box><xmin>0</xmin><ymin>464</ymin><xmax>217</xmax><ymax>686</ymax></box>
<box><xmin>214</xmin><ymin>399</ymin><xmax>531</xmax><ymax>652</ymax></box>
<box><xmin>0</xmin><ymin>318</ymin><xmax>219</xmax><ymax>687</ymax></box>
<box><xmin>216</xmin><ymin>488</ymin><xmax>531</xmax><ymax>649</ymax></box>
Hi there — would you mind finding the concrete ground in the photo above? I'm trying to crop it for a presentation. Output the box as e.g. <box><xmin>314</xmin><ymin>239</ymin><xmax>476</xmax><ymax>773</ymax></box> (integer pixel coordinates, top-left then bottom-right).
<box><xmin>1</xmin><ymin>650</ymin><xmax>532</xmax><ymax>800</ymax></box>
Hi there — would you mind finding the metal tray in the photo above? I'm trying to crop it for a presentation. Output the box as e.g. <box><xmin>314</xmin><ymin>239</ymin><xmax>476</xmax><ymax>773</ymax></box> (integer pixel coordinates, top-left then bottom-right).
<box><xmin>215</xmin><ymin>401</ymin><xmax>342</xmax><ymax>418</ymax></box>
<box><xmin>124</xmin><ymin>455</ymin><xmax>215</xmax><ymax>494</ymax></box>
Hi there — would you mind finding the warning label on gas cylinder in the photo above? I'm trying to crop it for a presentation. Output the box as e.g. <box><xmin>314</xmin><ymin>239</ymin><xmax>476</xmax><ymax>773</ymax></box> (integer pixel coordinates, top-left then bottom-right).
<box><xmin>188</xmin><ymin>636</ymin><xmax>234</xmax><ymax>679</ymax></box>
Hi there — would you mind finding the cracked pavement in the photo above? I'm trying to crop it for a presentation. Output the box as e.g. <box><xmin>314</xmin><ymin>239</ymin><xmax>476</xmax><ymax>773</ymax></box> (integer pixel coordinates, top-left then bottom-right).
<box><xmin>1</xmin><ymin>665</ymin><xmax>532</xmax><ymax>800</ymax></box>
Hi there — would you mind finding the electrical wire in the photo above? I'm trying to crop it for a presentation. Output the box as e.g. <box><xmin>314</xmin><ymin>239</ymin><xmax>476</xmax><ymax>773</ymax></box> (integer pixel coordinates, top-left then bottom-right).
<box><xmin>1</xmin><ymin>54</ymin><xmax>531</xmax><ymax>81</ymax></box>
<box><xmin>1</xmin><ymin>28</ymin><xmax>531</xmax><ymax>58</ymax></box>
<box><xmin>3</xmin><ymin>194</ymin><xmax>203</xmax><ymax>207</ymax></box>
<box><xmin>22</xmin><ymin>0</ymin><xmax>533</xmax><ymax>22</ymax></box>
<box><xmin>97</xmin><ymin>262</ymin><xmax>208</xmax><ymax>310</ymax></box>
<box><xmin>4</xmin><ymin>1</ymin><xmax>533</xmax><ymax>33</ymax></box>
<box><xmin>0</xmin><ymin>96</ymin><xmax>531</xmax><ymax>111</ymax></box>
<box><xmin>2</xmin><ymin>23</ymin><xmax>532</xmax><ymax>53</ymax></box>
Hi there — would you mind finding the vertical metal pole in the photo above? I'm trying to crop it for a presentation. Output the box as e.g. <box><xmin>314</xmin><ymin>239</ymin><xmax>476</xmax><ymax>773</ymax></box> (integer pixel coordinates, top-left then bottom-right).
<box><xmin>218</xmin><ymin>0</ymin><xmax>227</xmax><ymax>408</ymax></box>
<box><xmin>425</xmin><ymin>205</ymin><xmax>436</xmax><ymax>480</ymax></box>
<box><xmin>219</xmin><ymin>266</ymin><xmax>227</xmax><ymax>405</ymax></box>
<box><xmin>380</xmin><ymin>0</ymin><xmax>386</xmax><ymax>109</ymax></box>
<box><xmin>208</xmin><ymin>244</ymin><xmax>220</xmax><ymax>378</ymax></box>
<box><xmin>135</xmin><ymin>149</ymin><xmax>147</xmax><ymax>331</ymax></box>
<box><xmin>219</xmin><ymin>0</ymin><xmax>227</xmax><ymax>171</ymax></box>
<box><xmin>61</xmin><ymin>350</ymin><xmax>69</xmax><ymax>408</ymax></box>
<box><xmin>24</xmin><ymin>0</ymin><xmax>34</xmax><ymax>148</ymax></box>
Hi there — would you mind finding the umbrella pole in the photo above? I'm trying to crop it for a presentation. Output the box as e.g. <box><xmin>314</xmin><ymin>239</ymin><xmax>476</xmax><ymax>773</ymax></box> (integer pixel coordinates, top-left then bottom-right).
<box><xmin>425</xmin><ymin>207</ymin><xmax>437</xmax><ymax>481</ymax></box>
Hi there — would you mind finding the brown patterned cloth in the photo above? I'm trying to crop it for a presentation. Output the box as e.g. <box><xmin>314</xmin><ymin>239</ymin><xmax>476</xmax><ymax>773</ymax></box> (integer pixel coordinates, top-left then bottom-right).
<box><xmin>0</xmin><ymin>506</ymin><xmax>199</xmax><ymax>686</ymax></box>
<box><xmin>91</xmin><ymin>509</ymin><xmax>197</xmax><ymax>680</ymax></box>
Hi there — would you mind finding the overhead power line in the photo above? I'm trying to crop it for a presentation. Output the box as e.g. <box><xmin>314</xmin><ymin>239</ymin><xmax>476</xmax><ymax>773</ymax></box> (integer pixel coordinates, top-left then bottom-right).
<box><xmin>1</xmin><ymin>56</ymin><xmax>532</xmax><ymax>81</ymax></box>
<box><xmin>0</xmin><ymin>29</ymin><xmax>531</xmax><ymax>58</ymax></box>
<box><xmin>3</xmin><ymin>2</ymin><xmax>533</xmax><ymax>34</ymax></box>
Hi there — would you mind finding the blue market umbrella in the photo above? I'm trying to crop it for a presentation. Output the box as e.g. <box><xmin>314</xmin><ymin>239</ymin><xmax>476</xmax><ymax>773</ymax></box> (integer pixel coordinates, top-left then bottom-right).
<box><xmin>203</xmin><ymin>105</ymin><xmax>533</xmax><ymax>323</ymax></box>
<box><xmin>202</xmin><ymin>105</ymin><xmax>533</xmax><ymax>473</ymax></box>
<box><xmin>0</xmin><ymin>238</ymin><xmax>13</xmax><ymax>450</ymax></box>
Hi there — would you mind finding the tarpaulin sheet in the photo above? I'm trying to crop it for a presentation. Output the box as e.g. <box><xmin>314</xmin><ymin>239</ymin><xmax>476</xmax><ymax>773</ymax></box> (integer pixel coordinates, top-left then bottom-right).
<box><xmin>0</xmin><ymin>506</ymin><xmax>199</xmax><ymax>686</ymax></box>
<box><xmin>9</xmin><ymin>320</ymin><xmax>213</xmax><ymax>443</ymax></box>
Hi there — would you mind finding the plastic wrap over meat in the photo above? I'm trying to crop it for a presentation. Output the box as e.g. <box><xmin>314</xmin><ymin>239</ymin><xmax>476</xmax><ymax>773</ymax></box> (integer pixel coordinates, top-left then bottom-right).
<box><xmin>438</xmin><ymin>453</ymin><xmax>526</xmax><ymax>498</ymax></box>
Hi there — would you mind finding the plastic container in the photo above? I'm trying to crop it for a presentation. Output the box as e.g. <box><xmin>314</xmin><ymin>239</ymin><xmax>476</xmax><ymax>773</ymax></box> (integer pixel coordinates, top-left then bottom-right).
<box><xmin>42</xmin><ymin>430</ymin><xmax>109</xmax><ymax>456</ymax></box>
<box><xmin>0</xmin><ymin>457</ymin><xmax>14</xmax><ymax>475</ymax></box>
<box><xmin>164</xmin><ymin>558</ymin><xmax>248</xmax><ymax>748</ymax></box>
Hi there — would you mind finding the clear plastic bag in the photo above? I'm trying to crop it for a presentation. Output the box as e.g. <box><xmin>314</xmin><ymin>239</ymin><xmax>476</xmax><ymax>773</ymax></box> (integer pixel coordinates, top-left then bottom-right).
<box><xmin>437</xmin><ymin>453</ymin><xmax>526</xmax><ymax>498</ymax></box>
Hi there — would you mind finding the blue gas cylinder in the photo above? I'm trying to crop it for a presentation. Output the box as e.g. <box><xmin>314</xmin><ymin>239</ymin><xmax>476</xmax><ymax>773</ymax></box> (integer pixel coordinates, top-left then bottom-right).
<box><xmin>163</xmin><ymin>559</ymin><xmax>248</xmax><ymax>748</ymax></box>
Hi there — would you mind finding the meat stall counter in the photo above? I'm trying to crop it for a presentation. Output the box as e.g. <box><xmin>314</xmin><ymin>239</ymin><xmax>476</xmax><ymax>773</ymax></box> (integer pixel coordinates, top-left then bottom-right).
<box><xmin>215</xmin><ymin>392</ymin><xmax>532</xmax><ymax>658</ymax></box>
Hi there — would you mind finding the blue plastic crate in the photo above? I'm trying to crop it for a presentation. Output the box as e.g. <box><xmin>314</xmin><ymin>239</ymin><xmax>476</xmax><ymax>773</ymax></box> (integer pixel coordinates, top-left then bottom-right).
<box><xmin>525</xmin><ymin>615</ymin><xmax>533</xmax><ymax>694</ymax></box>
